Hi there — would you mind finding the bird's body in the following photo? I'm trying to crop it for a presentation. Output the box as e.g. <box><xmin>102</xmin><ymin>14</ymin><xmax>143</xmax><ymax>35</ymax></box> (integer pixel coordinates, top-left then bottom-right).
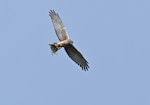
<box><xmin>50</xmin><ymin>38</ymin><xmax>73</xmax><ymax>53</ymax></box>
<box><xmin>49</xmin><ymin>10</ymin><xmax>89</xmax><ymax>71</ymax></box>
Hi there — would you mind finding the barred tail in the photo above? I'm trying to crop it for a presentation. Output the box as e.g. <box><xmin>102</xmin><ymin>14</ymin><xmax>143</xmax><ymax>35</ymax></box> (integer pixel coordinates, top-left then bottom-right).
<box><xmin>49</xmin><ymin>43</ymin><xmax>62</xmax><ymax>53</ymax></box>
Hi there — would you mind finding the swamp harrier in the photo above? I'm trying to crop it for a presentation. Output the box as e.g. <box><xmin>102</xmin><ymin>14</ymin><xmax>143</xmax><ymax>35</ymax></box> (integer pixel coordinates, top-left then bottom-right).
<box><xmin>49</xmin><ymin>10</ymin><xmax>89</xmax><ymax>71</ymax></box>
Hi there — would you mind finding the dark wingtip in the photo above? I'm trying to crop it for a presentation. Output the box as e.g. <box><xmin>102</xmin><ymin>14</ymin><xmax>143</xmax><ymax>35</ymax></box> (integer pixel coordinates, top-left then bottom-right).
<box><xmin>49</xmin><ymin>10</ymin><xmax>58</xmax><ymax>17</ymax></box>
<box><xmin>81</xmin><ymin>64</ymin><xmax>89</xmax><ymax>71</ymax></box>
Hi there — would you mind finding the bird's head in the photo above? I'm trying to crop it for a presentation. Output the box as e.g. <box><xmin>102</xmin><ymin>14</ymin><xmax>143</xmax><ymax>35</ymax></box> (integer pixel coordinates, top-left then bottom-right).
<box><xmin>69</xmin><ymin>39</ymin><xmax>73</xmax><ymax>44</ymax></box>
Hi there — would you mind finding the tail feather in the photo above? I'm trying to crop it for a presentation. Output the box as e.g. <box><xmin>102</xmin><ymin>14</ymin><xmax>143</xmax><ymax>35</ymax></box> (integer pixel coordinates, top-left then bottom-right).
<box><xmin>49</xmin><ymin>43</ymin><xmax>62</xmax><ymax>53</ymax></box>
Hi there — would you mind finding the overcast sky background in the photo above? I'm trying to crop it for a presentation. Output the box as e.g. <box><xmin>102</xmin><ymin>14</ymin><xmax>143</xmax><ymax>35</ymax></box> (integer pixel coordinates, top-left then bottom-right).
<box><xmin>0</xmin><ymin>0</ymin><xmax>150</xmax><ymax>105</ymax></box>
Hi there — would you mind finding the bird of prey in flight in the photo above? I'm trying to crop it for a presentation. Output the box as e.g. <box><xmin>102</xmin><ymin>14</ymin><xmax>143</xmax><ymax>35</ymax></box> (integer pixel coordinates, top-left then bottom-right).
<box><xmin>49</xmin><ymin>10</ymin><xmax>89</xmax><ymax>71</ymax></box>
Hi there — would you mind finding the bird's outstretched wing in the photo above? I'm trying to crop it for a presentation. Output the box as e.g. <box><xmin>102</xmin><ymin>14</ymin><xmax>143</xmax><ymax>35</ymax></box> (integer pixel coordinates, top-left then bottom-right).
<box><xmin>64</xmin><ymin>44</ymin><xmax>89</xmax><ymax>71</ymax></box>
<box><xmin>49</xmin><ymin>10</ymin><xmax>69</xmax><ymax>41</ymax></box>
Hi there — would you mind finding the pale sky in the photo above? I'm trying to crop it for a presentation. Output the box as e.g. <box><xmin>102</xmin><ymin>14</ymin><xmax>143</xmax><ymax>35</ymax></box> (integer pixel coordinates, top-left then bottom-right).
<box><xmin>0</xmin><ymin>0</ymin><xmax>150</xmax><ymax>105</ymax></box>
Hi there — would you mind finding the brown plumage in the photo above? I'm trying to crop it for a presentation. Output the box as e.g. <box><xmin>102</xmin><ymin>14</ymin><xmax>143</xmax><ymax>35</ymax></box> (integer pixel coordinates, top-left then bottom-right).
<box><xmin>49</xmin><ymin>10</ymin><xmax>89</xmax><ymax>71</ymax></box>
<box><xmin>64</xmin><ymin>44</ymin><xmax>89</xmax><ymax>70</ymax></box>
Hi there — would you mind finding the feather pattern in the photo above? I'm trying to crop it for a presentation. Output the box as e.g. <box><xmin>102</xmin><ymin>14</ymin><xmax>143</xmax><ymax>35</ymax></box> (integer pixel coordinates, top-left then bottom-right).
<box><xmin>49</xmin><ymin>10</ymin><xmax>89</xmax><ymax>71</ymax></box>
<box><xmin>64</xmin><ymin>44</ymin><xmax>89</xmax><ymax>71</ymax></box>
<box><xmin>49</xmin><ymin>10</ymin><xmax>69</xmax><ymax>41</ymax></box>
